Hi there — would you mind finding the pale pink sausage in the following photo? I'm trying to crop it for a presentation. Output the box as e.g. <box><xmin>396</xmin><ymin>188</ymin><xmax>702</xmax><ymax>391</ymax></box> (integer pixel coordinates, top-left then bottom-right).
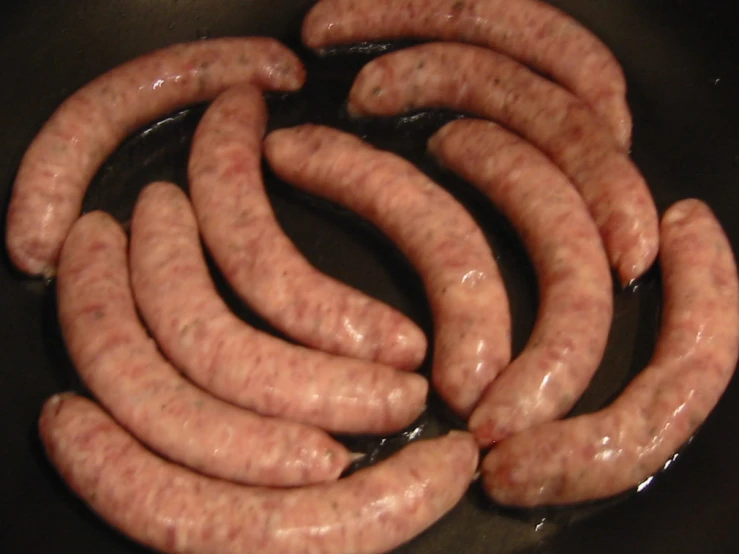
<box><xmin>188</xmin><ymin>84</ymin><xmax>427</xmax><ymax>370</ymax></box>
<box><xmin>302</xmin><ymin>0</ymin><xmax>632</xmax><ymax>148</ymax></box>
<box><xmin>129</xmin><ymin>182</ymin><xmax>428</xmax><ymax>435</ymax></box>
<box><xmin>348</xmin><ymin>42</ymin><xmax>659</xmax><ymax>286</ymax></box>
<box><xmin>481</xmin><ymin>199</ymin><xmax>739</xmax><ymax>506</ymax></box>
<box><xmin>264</xmin><ymin>124</ymin><xmax>511</xmax><ymax>418</ymax></box>
<box><xmin>428</xmin><ymin>119</ymin><xmax>613</xmax><ymax>445</ymax></box>
<box><xmin>57</xmin><ymin>211</ymin><xmax>351</xmax><ymax>487</ymax></box>
<box><xmin>39</xmin><ymin>393</ymin><xmax>479</xmax><ymax>554</ymax></box>
<box><xmin>6</xmin><ymin>37</ymin><xmax>305</xmax><ymax>278</ymax></box>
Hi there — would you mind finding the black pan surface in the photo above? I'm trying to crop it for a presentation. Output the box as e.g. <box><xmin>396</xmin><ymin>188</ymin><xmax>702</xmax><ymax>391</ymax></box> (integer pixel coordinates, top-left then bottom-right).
<box><xmin>2</xmin><ymin>1</ymin><xmax>739</xmax><ymax>553</ymax></box>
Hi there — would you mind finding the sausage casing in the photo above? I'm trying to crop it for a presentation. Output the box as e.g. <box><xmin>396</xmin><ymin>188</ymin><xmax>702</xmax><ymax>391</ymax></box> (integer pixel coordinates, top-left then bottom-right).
<box><xmin>302</xmin><ymin>0</ymin><xmax>632</xmax><ymax>148</ymax></box>
<box><xmin>429</xmin><ymin>119</ymin><xmax>613</xmax><ymax>445</ymax></box>
<box><xmin>348</xmin><ymin>42</ymin><xmax>658</xmax><ymax>285</ymax></box>
<box><xmin>130</xmin><ymin>181</ymin><xmax>428</xmax><ymax>435</ymax></box>
<box><xmin>7</xmin><ymin>37</ymin><xmax>305</xmax><ymax>278</ymax></box>
<box><xmin>39</xmin><ymin>393</ymin><xmax>479</xmax><ymax>554</ymax></box>
<box><xmin>57</xmin><ymin>211</ymin><xmax>351</xmax><ymax>486</ymax></box>
<box><xmin>264</xmin><ymin>124</ymin><xmax>511</xmax><ymax>418</ymax></box>
<box><xmin>481</xmin><ymin>199</ymin><xmax>739</xmax><ymax>506</ymax></box>
<box><xmin>188</xmin><ymin>84</ymin><xmax>427</xmax><ymax>369</ymax></box>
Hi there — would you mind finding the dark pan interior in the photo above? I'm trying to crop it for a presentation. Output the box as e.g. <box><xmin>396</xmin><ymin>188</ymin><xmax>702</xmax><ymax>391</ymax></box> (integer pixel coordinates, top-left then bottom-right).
<box><xmin>1</xmin><ymin>1</ymin><xmax>738</xmax><ymax>553</ymax></box>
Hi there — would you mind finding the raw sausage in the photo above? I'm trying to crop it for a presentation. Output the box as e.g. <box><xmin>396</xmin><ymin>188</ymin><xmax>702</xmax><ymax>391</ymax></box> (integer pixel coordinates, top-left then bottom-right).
<box><xmin>188</xmin><ymin>84</ymin><xmax>427</xmax><ymax>369</ymax></box>
<box><xmin>129</xmin><ymin>181</ymin><xmax>428</xmax><ymax>435</ymax></box>
<box><xmin>6</xmin><ymin>37</ymin><xmax>305</xmax><ymax>278</ymax></box>
<box><xmin>428</xmin><ymin>119</ymin><xmax>613</xmax><ymax>445</ymax></box>
<box><xmin>57</xmin><ymin>211</ymin><xmax>351</xmax><ymax>486</ymax></box>
<box><xmin>39</xmin><ymin>393</ymin><xmax>479</xmax><ymax>554</ymax></box>
<box><xmin>481</xmin><ymin>199</ymin><xmax>739</xmax><ymax>506</ymax></box>
<box><xmin>264</xmin><ymin>124</ymin><xmax>511</xmax><ymax>418</ymax></box>
<box><xmin>302</xmin><ymin>0</ymin><xmax>632</xmax><ymax>148</ymax></box>
<box><xmin>348</xmin><ymin>42</ymin><xmax>659</xmax><ymax>286</ymax></box>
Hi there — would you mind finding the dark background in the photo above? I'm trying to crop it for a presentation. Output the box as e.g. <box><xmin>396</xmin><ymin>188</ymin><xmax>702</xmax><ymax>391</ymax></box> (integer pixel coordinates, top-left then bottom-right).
<box><xmin>1</xmin><ymin>1</ymin><xmax>739</xmax><ymax>553</ymax></box>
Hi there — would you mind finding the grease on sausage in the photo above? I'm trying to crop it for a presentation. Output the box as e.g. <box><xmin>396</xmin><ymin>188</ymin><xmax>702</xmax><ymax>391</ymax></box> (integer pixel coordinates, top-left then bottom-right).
<box><xmin>7</xmin><ymin>37</ymin><xmax>305</xmax><ymax>278</ymax></box>
<box><xmin>39</xmin><ymin>393</ymin><xmax>479</xmax><ymax>554</ymax></box>
<box><xmin>428</xmin><ymin>119</ymin><xmax>613</xmax><ymax>445</ymax></box>
<box><xmin>481</xmin><ymin>199</ymin><xmax>739</xmax><ymax>506</ymax></box>
<box><xmin>57</xmin><ymin>211</ymin><xmax>351</xmax><ymax>486</ymax></box>
<box><xmin>188</xmin><ymin>84</ymin><xmax>427</xmax><ymax>369</ymax></box>
<box><xmin>347</xmin><ymin>42</ymin><xmax>658</xmax><ymax>285</ymax></box>
<box><xmin>130</xmin><ymin>181</ymin><xmax>428</xmax><ymax>435</ymax></box>
<box><xmin>264</xmin><ymin>124</ymin><xmax>511</xmax><ymax>418</ymax></box>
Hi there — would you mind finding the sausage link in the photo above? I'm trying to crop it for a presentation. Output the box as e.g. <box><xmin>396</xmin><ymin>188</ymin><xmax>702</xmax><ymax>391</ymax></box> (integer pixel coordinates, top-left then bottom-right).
<box><xmin>6</xmin><ymin>37</ymin><xmax>305</xmax><ymax>278</ymax></box>
<box><xmin>39</xmin><ymin>393</ymin><xmax>479</xmax><ymax>554</ymax></box>
<box><xmin>264</xmin><ymin>124</ymin><xmax>511</xmax><ymax>418</ymax></box>
<box><xmin>348</xmin><ymin>42</ymin><xmax>658</xmax><ymax>286</ymax></box>
<box><xmin>130</xmin><ymin>181</ymin><xmax>428</xmax><ymax>435</ymax></box>
<box><xmin>481</xmin><ymin>199</ymin><xmax>739</xmax><ymax>506</ymax></box>
<box><xmin>428</xmin><ymin>119</ymin><xmax>613</xmax><ymax>445</ymax></box>
<box><xmin>188</xmin><ymin>84</ymin><xmax>427</xmax><ymax>370</ymax></box>
<box><xmin>302</xmin><ymin>0</ymin><xmax>632</xmax><ymax>148</ymax></box>
<box><xmin>57</xmin><ymin>211</ymin><xmax>351</xmax><ymax>486</ymax></box>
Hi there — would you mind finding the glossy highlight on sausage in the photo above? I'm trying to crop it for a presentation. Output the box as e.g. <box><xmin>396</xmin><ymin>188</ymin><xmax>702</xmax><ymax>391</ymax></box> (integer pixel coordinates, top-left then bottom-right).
<box><xmin>39</xmin><ymin>393</ymin><xmax>479</xmax><ymax>554</ymax></box>
<box><xmin>264</xmin><ymin>124</ymin><xmax>511</xmax><ymax>418</ymax></box>
<box><xmin>57</xmin><ymin>211</ymin><xmax>351</xmax><ymax>487</ymax></box>
<box><xmin>302</xmin><ymin>0</ymin><xmax>632</xmax><ymax>148</ymax></box>
<box><xmin>428</xmin><ymin>119</ymin><xmax>613</xmax><ymax>445</ymax></box>
<box><xmin>6</xmin><ymin>37</ymin><xmax>306</xmax><ymax>278</ymax></box>
<box><xmin>481</xmin><ymin>199</ymin><xmax>739</xmax><ymax>506</ymax></box>
<box><xmin>129</xmin><ymin>182</ymin><xmax>428</xmax><ymax>435</ymax></box>
<box><xmin>188</xmin><ymin>84</ymin><xmax>427</xmax><ymax>370</ymax></box>
<box><xmin>348</xmin><ymin>42</ymin><xmax>659</xmax><ymax>286</ymax></box>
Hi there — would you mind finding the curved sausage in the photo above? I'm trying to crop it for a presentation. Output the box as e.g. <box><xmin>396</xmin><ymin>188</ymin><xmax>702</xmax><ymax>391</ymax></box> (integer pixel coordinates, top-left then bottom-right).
<box><xmin>39</xmin><ymin>393</ymin><xmax>479</xmax><ymax>554</ymax></box>
<box><xmin>347</xmin><ymin>42</ymin><xmax>659</xmax><ymax>286</ymax></box>
<box><xmin>188</xmin><ymin>84</ymin><xmax>427</xmax><ymax>370</ymax></box>
<box><xmin>428</xmin><ymin>119</ymin><xmax>613</xmax><ymax>445</ymax></box>
<box><xmin>57</xmin><ymin>211</ymin><xmax>351</xmax><ymax>487</ymax></box>
<box><xmin>6</xmin><ymin>37</ymin><xmax>305</xmax><ymax>278</ymax></box>
<box><xmin>129</xmin><ymin>181</ymin><xmax>428</xmax><ymax>435</ymax></box>
<box><xmin>302</xmin><ymin>0</ymin><xmax>632</xmax><ymax>149</ymax></box>
<box><xmin>481</xmin><ymin>199</ymin><xmax>739</xmax><ymax>506</ymax></box>
<box><xmin>264</xmin><ymin>124</ymin><xmax>511</xmax><ymax>418</ymax></box>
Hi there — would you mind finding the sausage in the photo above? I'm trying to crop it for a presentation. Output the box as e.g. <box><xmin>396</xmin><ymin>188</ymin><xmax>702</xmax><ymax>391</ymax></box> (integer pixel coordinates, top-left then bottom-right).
<box><xmin>188</xmin><ymin>84</ymin><xmax>427</xmax><ymax>370</ymax></box>
<box><xmin>347</xmin><ymin>42</ymin><xmax>659</xmax><ymax>286</ymax></box>
<box><xmin>6</xmin><ymin>37</ymin><xmax>305</xmax><ymax>278</ymax></box>
<box><xmin>264</xmin><ymin>124</ymin><xmax>511</xmax><ymax>418</ymax></box>
<box><xmin>302</xmin><ymin>0</ymin><xmax>632</xmax><ymax>149</ymax></box>
<box><xmin>57</xmin><ymin>210</ymin><xmax>352</xmax><ymax>487</ymax></box>
<box><xmin>481</xmin><ymin>199</ymin><xmax>739</xmax><ymax>506</ymax></box>
<box><xmin>129</xmin><ymin>181</ymin><xmax>428</xmax><ymax>435</ymax></box>
<box><xmin>39</xmin><ymin>393</ymin><xmax>479</xmax><ymax>554</ymax></box>
<box><xmin>428</xmin><ymin>119</ymin><xmax>613</xmax><ymax>445</ymax></box>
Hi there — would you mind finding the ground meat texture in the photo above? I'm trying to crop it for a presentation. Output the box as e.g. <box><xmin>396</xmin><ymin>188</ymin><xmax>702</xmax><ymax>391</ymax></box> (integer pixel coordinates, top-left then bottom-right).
<box><xmin>188</xmin><ymin>84</ymin><xmax>427</xmax><ymax>370</ymax></box>
<box><xmin>56</xmin><ymin>211</ymin><xmax>352</xmax><ymax>487</ymax></box>
<box><xmin>39</xmin><ymin>393</ymin><xmax>479</xmax><ymax>554</ymax></box>
<box><xmin>264</xmin><ymin>124</ymin><xmax>511</xmax><ymax>418</ymax></box>
<box><xmin>129</xmin><ymin>181</ymin><xmax>428</xmax><ymax>435</ymax></box>
<box><xmin>481</xmin><ymin>199</ymin><xmax>739</xmax><ymax>506</ymax></box>
<box><xmin>428</xmin><ymin>119</ymin><xmax>613</xmax><ymax>446</ymax></box>
<box><xmin>6</xmin><ymin>37</ymin><xmax>305</xmax><ymax>278</ymax></box>
<box><xmin>347</xmin><ymin>42</ymin><xmax>659</xmax><ymax>286</ymax></box>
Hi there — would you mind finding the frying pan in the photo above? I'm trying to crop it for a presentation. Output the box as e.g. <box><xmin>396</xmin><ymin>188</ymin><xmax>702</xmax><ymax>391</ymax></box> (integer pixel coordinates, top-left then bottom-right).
<box><xmin>2</xmin><ymin>0</ymin><xmax>739</xmax><ymax>552</ymax></box>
